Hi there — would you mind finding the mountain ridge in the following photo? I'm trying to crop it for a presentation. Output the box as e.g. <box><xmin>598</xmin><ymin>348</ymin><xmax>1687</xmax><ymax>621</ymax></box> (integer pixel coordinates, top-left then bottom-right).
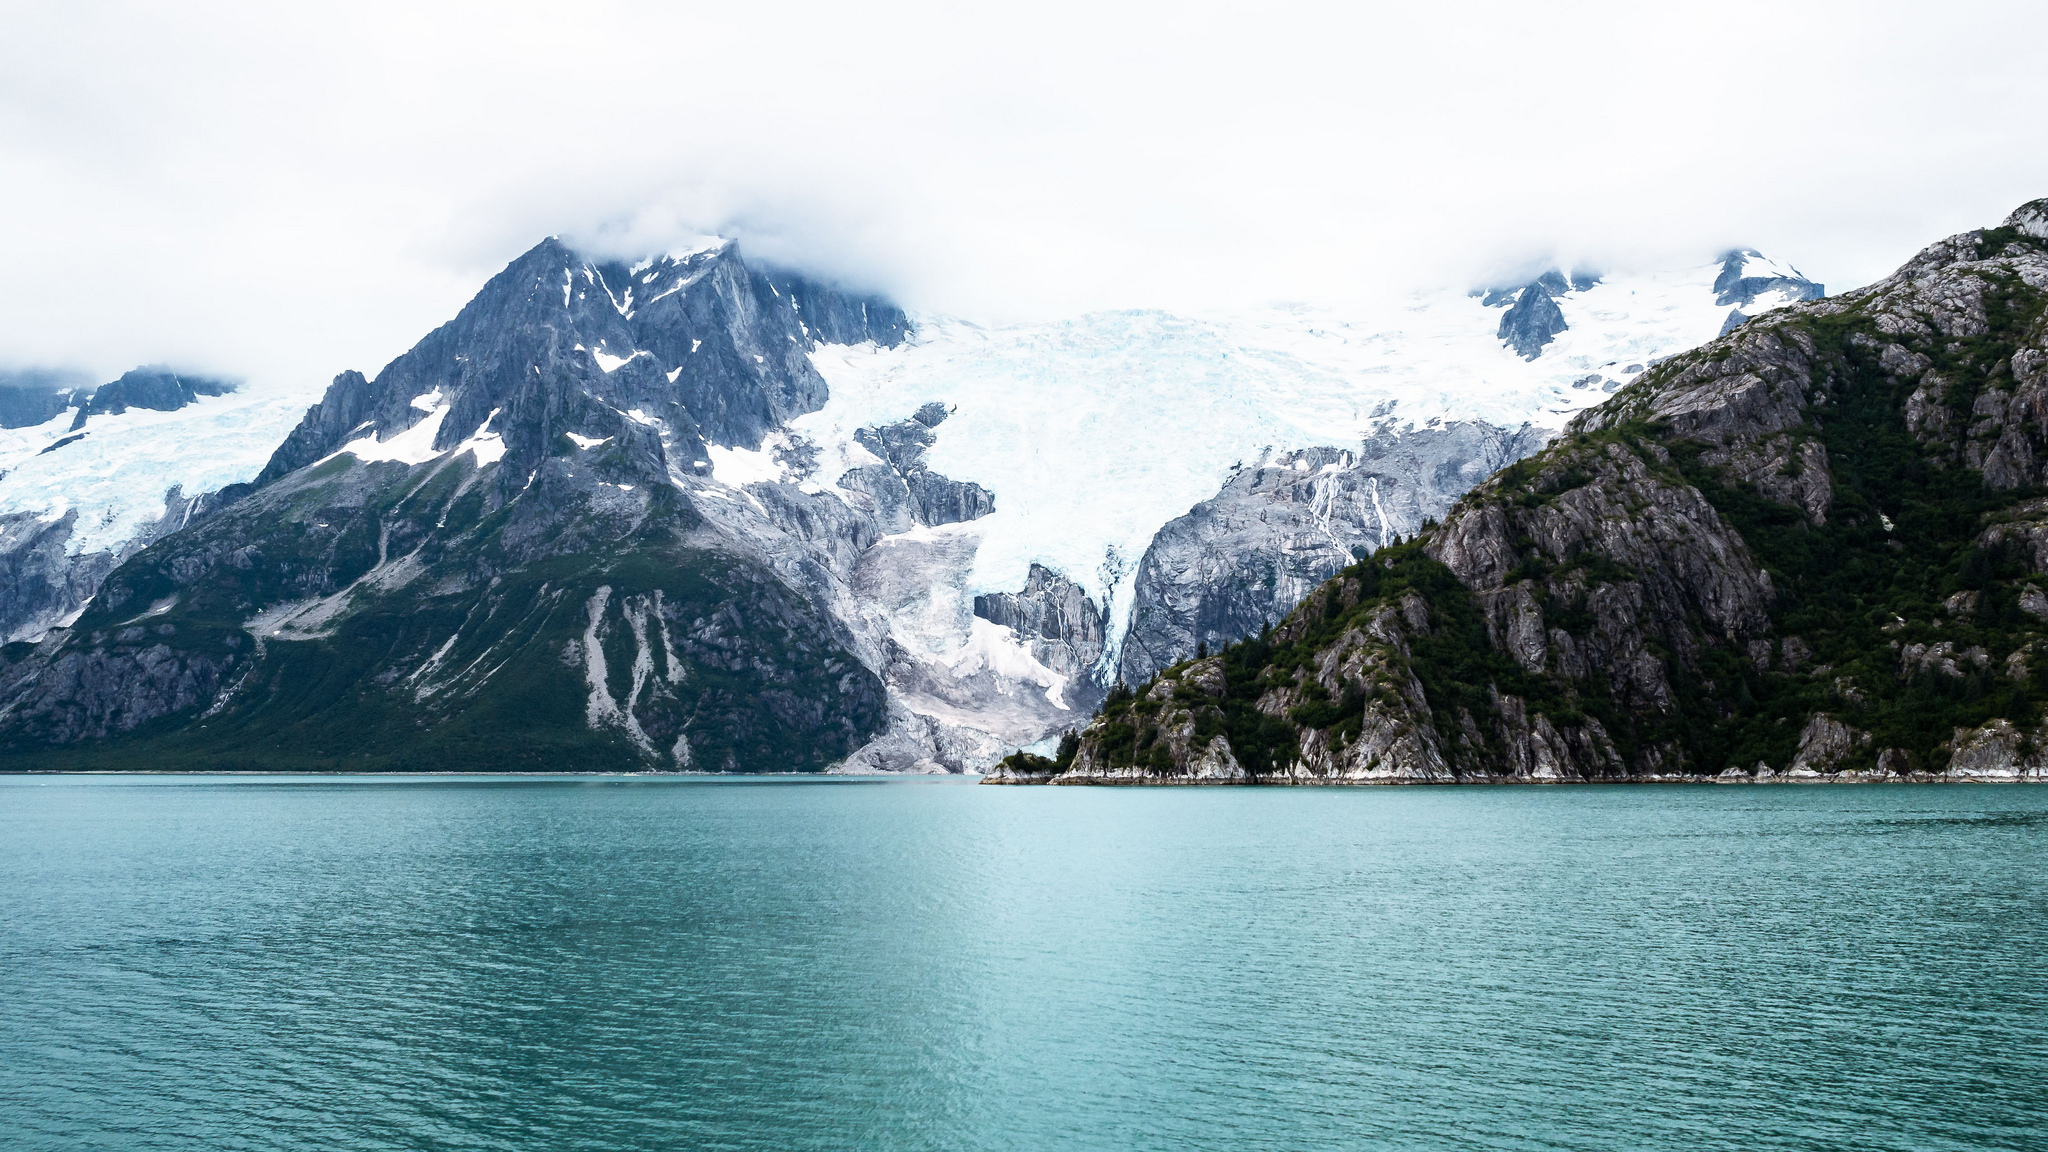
<box><xmin>0</xmin><ymin>230</ymin><xmax>1833</xmax><ymax>772</ymax></box>
<box><xmin>993</xmin><ymin>198</ymin><xmax>2048</xmax><ymax>784</ymax></box>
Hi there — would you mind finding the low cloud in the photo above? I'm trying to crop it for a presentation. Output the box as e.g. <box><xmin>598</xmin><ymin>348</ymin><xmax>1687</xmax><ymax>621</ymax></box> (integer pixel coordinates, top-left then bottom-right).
<box><xmin>3</xmin><ymin>0</ymin><xmax>2045</xmax><ymax>389</ymax></box>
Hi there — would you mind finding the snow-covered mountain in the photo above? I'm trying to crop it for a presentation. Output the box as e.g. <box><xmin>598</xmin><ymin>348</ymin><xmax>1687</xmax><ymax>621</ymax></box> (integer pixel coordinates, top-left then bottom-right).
<box><xmin>0</xmin><ymin>243</ymin><xmax>1821</xmax><ymax>771</ymax></box>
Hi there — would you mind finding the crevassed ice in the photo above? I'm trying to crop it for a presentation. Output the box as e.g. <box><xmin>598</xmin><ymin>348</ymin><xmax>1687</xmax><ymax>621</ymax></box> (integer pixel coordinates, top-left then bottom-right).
<box><xmin>0</xmin><ymin>384</ymin><xmax>322</xmax><ymax>558</ymax></box>
<box><xmin>799</xmin><ymin>260</ymin><xmax>1796</xmax><ymax>644</ymax></box>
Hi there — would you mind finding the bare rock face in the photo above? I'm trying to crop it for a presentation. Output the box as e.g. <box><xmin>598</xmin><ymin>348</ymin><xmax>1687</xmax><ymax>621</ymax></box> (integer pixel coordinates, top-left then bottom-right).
<box><xmin>1022</xmin><ymin>198</ymin><xmax>2048</xmax><ymax>785</ymax></box>
<box><xmin>1946</xmin><ymin>719</ymin><xmax>2048</xmax><ymax>778</ymax></box>
<box><xmin>0</xmin><ymin>485</ymin><xmax>222</xmax><ymax>645</ymax></box>
<box><xmin>1786</xmin><ymin>715</ymin><xmax>1872</xmax><ymax>776</ymax></box>
<box><xmin>837</xmin><ymin>403</ymin><xmax>994</xmax><ymax>531</ymax></box>
<box><xmin>1498</xmin><ymin>285</ymin><xmax>1569</xmax><ymax>359</ymax></box>
<box><xmin>71</xmin><ymin>367</ymin><xmax>235</xmax><ymax>430</ymax></box>
<box><xmin>974</xmin><ymin>563</ymin><xmax>1108</xmax><ymax>691</ymax></box>
<box><xmin>1118</xmin><ymin>423</ymin><xmax>1547</xmax><ymax>686</ymax></box>
<box><xmin>0</xmin><ymin>369</ymin><xmax>90</xmax><ymax>430</ymax></box>
<box><xmin>0</xmin><ymin>511</ymin><xmax>111</xmax><ymax>645</ymax></box>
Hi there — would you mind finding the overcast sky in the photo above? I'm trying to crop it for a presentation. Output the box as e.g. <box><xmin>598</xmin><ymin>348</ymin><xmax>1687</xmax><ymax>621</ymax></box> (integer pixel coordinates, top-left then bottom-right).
<box><xmin>4</xmin><ymin>0</ymin><xmax>2046</xmax><ymax>389</ymax></box>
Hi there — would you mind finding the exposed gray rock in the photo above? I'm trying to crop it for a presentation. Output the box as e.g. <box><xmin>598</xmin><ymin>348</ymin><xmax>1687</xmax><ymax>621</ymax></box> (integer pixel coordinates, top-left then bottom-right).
<box><xmin>1498</xmin><ymin>284</ymin><xmax>1569</xmax><ymax>359</ymax></box>
<box><xmin>253</xmin><ymin>238</ymin><xmax>906</xmax><ymax>494</ymax></box>
<box><xmin>974</xmin><ymin>563</ymin><xmax>1108</xmax><ymax>696</ymax></box>
<box><xmin>1946</xmin><ymin>719</ymin><xmax>2048</xmax><ymax>778</ymax></box>
<box><xmin>1713</xmin><ymin>249</ymin><xmax>1824</xmax><ymax>309</ymax></box>
<box><xmin>1785</xmin><ymin>714</ymin><xmax>1871</xmax><ymax>776</ymax></box>
<box><xmin>1025</xmin><ymin>199</ymin><xmax>2048</xmax><ymax>785</ymax></box>
<box><xmin>0</xmin><ymin>369</ymin><xmax>90</xmax><ymax>430</ymax></box>
<box><xmin>0</xmin><ymin>240</ymin><xmax>902</xmax><ymax>772</ymax></box>
<box><xmin>70</xmin><ymin>366</ymin><xmax>235</xmax><ymax>430</ymax></box>
<box><xmin>1118</xmin><ymin>423</ymin><xmax>1547</xmax><ymax>685</ymax></box>
<box><xmin>845</xmin><ymin>404</ymin><xmax>994</xmax><ymax>528</ymax></box>
<box><xmin>0</xmin><ymin>486</ymin><xmax>215</xmax><ymax>644</ymax></box>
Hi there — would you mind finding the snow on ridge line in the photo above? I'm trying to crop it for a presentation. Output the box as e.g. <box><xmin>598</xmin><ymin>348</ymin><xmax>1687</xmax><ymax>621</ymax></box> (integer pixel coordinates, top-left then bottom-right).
<box><xmin>1736</xmin><ymin>251</ymin><xmax>1806</xmax><ymax>282</ymax></box>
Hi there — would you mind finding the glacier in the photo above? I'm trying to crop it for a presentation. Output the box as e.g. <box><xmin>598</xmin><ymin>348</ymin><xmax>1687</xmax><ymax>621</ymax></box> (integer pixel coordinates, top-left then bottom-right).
<box><xmin>766</xmin><ymin>256</ymin><xmax>1818</xmax><ymax>747</ymax></box>
<box><xmin>0</xmin><ymin>243</ymin><xmax>1821</xmax><ymax>769</ymax></box>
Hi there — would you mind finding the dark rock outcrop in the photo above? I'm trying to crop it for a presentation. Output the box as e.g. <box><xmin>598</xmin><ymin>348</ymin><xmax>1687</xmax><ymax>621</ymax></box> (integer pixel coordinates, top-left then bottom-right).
<box><xmin>253</xmin><ymin>238</ymin><xmax>906</xmax><ymax>491</ymax></box>
<box><xmin>0</xmin><ymin>369</ymin><xmax>90</xmax><ymax>430</ymax></box>
<box><xmin>70</xmin><ymin>366</ymin><xmax>235</xmax><ymax>430</ymax></box>
<box><xmin>1498</xmin><ymin>283</ymin><xmax>1570</xmax><ymax>359</ymax></box>
<box><xmin>0</xmin><ymin>487</ymin><xmax>214</xmax><ymax>645</ymax></box>
<box><xmin>838</xmin><ymin>402</ymin><xmax>995</xmax><ymax>531</ymax></box>
<box><xmin>974</xmin><ymin>563</ymin><xmax>1109</xmax><ymax>695</ymax></box>
<box><xmin>1713</xmin><ymin>249</ymin><xmax>1824</xmax><ymax>309</ymax></box>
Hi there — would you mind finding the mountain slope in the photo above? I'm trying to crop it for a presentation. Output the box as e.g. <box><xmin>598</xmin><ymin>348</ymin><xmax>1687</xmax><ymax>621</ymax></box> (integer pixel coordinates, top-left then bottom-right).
<box><xmin>0</xmin><ymin>239</ymin><xmax>903</xmax><ymax>770</ymax></box>
<box><xmin>1002</xmin><ymin>199</ymin><xmax>2048</xmax><ymax>783</ymax></box>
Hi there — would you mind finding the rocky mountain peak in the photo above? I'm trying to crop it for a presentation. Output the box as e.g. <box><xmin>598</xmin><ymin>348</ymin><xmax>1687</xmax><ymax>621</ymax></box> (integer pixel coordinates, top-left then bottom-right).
<box><xmin>254</xmin><ymin>237</ymin><xmax>909</xmax><ymax>494</ymax></box>
<box><xmin>2005</xmin><ymin>197</ymin><xmax>2048</xmax><ymax>240</ymax></box>
<box><xmin>1711</xmin><ymin>249</ymin><xmax>1823</xmax><ymax>310</ymax></box>
<box><xmin>1497</xmin><ymin>286</ymin><xmax>1569</xmax><ymax>360</ymax></box>
<box><xmin>70</xmin><ymin>366</ymin><xmax>236</xmax><ymax>431</ymax></box>
<box><xmin>1481</xmin><ymin>267</ymin><xmax>1602</xmax><ymax>359</ymax></box>
<box><xmin>0</xmin><ymin>368</ymin><xmax>92</xmax><ymax>430</ymax></box>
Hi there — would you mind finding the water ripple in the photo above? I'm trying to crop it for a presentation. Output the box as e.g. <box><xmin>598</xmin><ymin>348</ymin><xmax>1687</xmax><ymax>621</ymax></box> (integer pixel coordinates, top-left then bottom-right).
<box><xmin>1</xmin><ymin>778</ymin><xmax>2043</xmax><ymax>1150</ymax></box>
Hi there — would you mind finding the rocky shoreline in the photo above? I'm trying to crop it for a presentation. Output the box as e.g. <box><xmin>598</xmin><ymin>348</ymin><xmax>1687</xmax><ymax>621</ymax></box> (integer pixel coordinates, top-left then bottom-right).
<box><xmin>981</xmin><ymin>769</ymin><xmax>2048</xmax><ymax>785</ymax></box>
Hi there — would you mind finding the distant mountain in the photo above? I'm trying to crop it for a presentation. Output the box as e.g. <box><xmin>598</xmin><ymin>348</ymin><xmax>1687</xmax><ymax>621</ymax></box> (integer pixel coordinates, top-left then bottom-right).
<box><xmin>69</xmin><ymin>366</ymin><xmax>235</xmax><ymax>429</ymax></box>
<box><xmin>0</xmin><ymin>231</ymin><xmax>1829</xmax><ymax>771</ymax></box>
<box><xmin>0</xmin><ymin>368</ymin><xmax>91</xmax><ymax>430</ymax></box>
<box><xmin>997</xmin><ymin>199</ymin><xmax>2048</xmax><ymax>784</ymax></box>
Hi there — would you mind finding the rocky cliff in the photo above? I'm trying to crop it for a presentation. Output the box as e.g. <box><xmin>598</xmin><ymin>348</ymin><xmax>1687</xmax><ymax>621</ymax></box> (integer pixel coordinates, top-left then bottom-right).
<box><xmin>997</xmin><ymin>199</ymin><xmax>2048</xmax><ymax>784</ymax></box>
<box><xmin>1117</xmin><ymin>425</ymin><xmax>1548</xmax><ymax>686</ymax></box>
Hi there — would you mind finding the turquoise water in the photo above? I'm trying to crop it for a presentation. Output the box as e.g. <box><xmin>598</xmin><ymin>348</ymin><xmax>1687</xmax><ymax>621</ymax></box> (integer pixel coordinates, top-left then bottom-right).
<box><xmin>1</xmin><ymin>777</ymin><xmax>2043</xmax><ymax>1151</ymax></box>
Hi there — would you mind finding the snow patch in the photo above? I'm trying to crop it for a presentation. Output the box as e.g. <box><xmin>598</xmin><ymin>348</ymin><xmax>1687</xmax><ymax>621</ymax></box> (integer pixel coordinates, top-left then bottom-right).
<box><xmin>460</xmin><ymin>409</ymin><xmax>506</xmax><ymax>466</ymax></box>
<box><xmin>669</xmin><ymin>236</ymin><xmax>726</xmax><ymax>261</ymax></box>
<box><xmin>341</xmin><ymin>401</ymin><xmax>452</xmax><ymax>466</ymax></box>
<box><xmin>565</xmin><ymin>432</ymin><xmax>611</xmax><ymax>450</ymax></box>
<box><xmin>1738</xmin><ymin>252</ymin><xmax>1806</xmax><ymax>282</ymax></box>
<box><xmin>706</xmin><ymin>433</ymin><xmax>787</xmax><ymax>487</ymax></box>
<box><xmin>947</xmin><ymin>617</ymin><xmax>1069</xmax><ymax>707</ymax></box>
